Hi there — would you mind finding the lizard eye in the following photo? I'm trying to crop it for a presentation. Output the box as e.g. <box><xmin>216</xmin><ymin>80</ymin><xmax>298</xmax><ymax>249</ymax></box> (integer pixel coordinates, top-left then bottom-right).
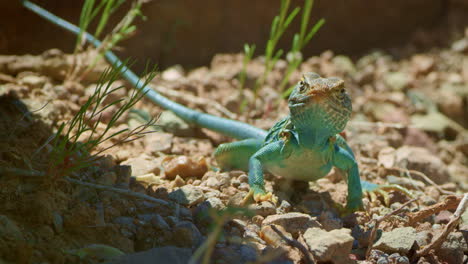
<box><xmin>340</xmin><ymin>88</ymin><xmax>346</xmax><ymax>93</ymax></box>
<box><xmin>298</xmin><ymin>81</ymin><xmax>307</xmax><ymax>92</ymax></box>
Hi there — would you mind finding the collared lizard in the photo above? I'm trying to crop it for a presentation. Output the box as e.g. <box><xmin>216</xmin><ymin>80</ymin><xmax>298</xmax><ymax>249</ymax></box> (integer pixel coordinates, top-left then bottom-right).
<box><xmin>21</xmin><ymin>0</ymin><xmax>410</xmax><ymax>211</ymax></box>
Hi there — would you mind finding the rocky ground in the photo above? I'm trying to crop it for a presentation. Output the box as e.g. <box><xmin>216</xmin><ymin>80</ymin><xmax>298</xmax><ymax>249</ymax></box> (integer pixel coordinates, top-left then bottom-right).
<box><xmin>0</xmin><ymin>28</ymin><xmax>467</xmax><ymax>264</ymax></box>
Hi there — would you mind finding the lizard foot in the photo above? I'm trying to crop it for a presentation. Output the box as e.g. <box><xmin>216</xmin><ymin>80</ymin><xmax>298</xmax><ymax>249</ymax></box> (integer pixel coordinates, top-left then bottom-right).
<box><xmin>254</xmin><ymin>191</ymin><xmax>278</xmax><ymax>204</ymax></box>
<box><xmin>241</xmin><ymin>190</ymin><xmax>278</xmax><ymax>206</ymax></box>
<box><xmin>362</xmin><ymin>181</ymin><xmax>413</xmax><ymax>206</ymax></box>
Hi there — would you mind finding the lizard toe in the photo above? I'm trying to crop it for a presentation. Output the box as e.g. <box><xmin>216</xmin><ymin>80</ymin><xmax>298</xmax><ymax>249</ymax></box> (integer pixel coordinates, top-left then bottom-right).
<box><xmin>362</xmin><ymin>181</ymin><xmax>413</xmax><ymax>207</ymax></box>
<box><xmin>254</xmin><ymin>192</ymin><xmax>278</xmax><ymax>204</ymax></box>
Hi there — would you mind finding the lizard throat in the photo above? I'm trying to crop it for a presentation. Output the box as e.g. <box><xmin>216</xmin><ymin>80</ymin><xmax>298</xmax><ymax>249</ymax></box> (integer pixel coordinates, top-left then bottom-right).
<box><xmin>289</xmin><ymin>98</ymin><xmax>351</xmax><ymax>137</ymax></box>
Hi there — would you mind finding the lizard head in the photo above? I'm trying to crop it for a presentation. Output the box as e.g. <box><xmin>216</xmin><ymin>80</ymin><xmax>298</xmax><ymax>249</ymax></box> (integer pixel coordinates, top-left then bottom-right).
<box><xmin>288</xmin><ymin>72</ymin><xmax>352</xmax><ymax>135</ymax></box>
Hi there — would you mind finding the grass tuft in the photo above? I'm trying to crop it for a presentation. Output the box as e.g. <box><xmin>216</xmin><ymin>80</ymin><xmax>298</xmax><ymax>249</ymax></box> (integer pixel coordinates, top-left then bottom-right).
<box><xmin>253</xmin><ymin>0</ymin><xmax>300</xmax><ymax>96</ymax></box>
<box><xmin>281</xmin><ymin>0</ymin><xmax>324</xmax><ymax>97</ymax></box>
<box><xmin>48</xmin><ymin>61</ymin><xmax>157</xmax><ymax>179</ymax></box>
<box><xmin>241</xmin><ymin>0</ymin><xmax>324</xmax><ymax>101</ymax></box>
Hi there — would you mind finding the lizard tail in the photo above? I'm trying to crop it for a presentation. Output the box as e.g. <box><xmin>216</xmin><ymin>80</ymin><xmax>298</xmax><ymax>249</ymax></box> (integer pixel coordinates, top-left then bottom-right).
<box><xmin>21</xmin><ymin>0</ymin><xmax>268</xmax><ymax>141</ymax></box>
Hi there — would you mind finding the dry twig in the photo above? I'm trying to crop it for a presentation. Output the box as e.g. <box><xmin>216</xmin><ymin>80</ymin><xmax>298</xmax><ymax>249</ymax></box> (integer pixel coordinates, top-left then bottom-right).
<box><xmin>408</xmin><ymin>195</ymin><xmax>461</xmax><ymax>225</ymax></box>
<box><xmin>416</xmin><ymin>194</ymin><xmax>467</xmax><ymax>257</ymax></box>
<box><xmin>389</xmin><ymin>167</ymin><xmax>455</xmax><ymax>195</ymax></box>
<box><xmin>366</xmin><ymin>198</ymin><xmax>417</xmax><ymax>258</ymax></box>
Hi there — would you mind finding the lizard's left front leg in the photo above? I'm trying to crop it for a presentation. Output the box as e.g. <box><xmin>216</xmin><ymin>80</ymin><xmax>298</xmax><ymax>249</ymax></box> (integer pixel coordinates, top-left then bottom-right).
<box><xmin>333</xmin><ymin>146</ymin><xmax>363</xmax><ymax>211</ymax></box>
<box><xmin>334</xmin><ymin>137</ymin><xmax>413</xmax><ymax>208</ymax></box>
<box><xmin>247</xmin><ymin>141</ymin><xmax>283</xmax><ymax>203</ymax></box>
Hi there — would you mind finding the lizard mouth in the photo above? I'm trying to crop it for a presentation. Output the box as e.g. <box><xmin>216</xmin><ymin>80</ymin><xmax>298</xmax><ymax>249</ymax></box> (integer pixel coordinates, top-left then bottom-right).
<box><xmin>288</xmin><ymin>95</ymin><xmax>311</xmax><ymax>108</ymax></box>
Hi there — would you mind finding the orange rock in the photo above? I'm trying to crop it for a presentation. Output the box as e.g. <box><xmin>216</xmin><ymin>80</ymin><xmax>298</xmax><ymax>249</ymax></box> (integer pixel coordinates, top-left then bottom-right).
<box><xmin>163</xmin><ymin>156</ymin><xmax>208</xmax><ymax>180</ymax></box>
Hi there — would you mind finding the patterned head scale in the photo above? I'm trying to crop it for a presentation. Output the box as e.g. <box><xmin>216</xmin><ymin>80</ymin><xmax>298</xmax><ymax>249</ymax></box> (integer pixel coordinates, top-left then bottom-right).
<box><xmin>288</xmin><ymin>72</ymin><xmax>352</xmax><ymax>134</ymax></box>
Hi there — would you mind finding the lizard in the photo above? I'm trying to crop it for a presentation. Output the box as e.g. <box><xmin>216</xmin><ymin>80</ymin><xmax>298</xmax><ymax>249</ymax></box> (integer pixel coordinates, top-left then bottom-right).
<box><xmin>21</xmin><ymin>0</ymin><xmax>410</xmax><ymax>211</ymax></box>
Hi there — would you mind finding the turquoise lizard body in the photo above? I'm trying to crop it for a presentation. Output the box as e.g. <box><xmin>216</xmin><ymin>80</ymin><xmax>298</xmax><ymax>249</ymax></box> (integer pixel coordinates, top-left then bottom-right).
<box><xmin>214</xmin><ymin>74</ymin><xmax>363</xmax><ymax>209</ymax></box>
<box><xmin>22</xmin><ymin>0</ymin><xmax>407</xmax><ymax>211</ymax></box>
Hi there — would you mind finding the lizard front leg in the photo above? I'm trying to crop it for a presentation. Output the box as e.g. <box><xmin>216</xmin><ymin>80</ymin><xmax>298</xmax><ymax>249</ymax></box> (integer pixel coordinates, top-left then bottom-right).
<box><xmin>247</xmin><ymin>141</ymin><xmax>284</xmax><ymax>203</ymax></box>
<box><xmin>332</xmin><ymin>145</ymin><xmax>363</xmax><ymax>211</ymax></box>
<box><xmin>335</xmin><ymin>137</ymin><xmax>413</xmax><ymax>208</ymax></box>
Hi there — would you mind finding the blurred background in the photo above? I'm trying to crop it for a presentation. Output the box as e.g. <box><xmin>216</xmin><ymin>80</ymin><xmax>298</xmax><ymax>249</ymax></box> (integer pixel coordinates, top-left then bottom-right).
<box><xmin>2</xmin><ymin>0</ymin><xmax>467</xmax><ymax>70</ymax></box>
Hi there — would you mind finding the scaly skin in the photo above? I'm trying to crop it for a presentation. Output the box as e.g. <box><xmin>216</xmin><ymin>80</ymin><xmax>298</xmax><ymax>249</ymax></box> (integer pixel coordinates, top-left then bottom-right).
<box><xmin>215</xmin><ymin>73</ymin><xmax>364</xmax><ymax>210</ymax></box>
<box><xmin>22</xmin><ymin>1</ymin><xmax>409</xmax><ymax>211</ymax></box>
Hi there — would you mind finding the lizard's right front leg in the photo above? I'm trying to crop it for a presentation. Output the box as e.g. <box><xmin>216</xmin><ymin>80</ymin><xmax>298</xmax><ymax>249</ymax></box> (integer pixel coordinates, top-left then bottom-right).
<box><xmin>247</xmin><ymin>141</ymin><xmax>283</xmax><ymax>203</ymax></box>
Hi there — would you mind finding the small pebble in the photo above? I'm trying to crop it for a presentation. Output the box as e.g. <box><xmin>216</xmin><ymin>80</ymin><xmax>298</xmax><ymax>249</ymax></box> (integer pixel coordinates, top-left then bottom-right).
<box><xmin>238</xmin><ymin>174</ymin><xmax>249</xmax><ymax>183</ymax></box>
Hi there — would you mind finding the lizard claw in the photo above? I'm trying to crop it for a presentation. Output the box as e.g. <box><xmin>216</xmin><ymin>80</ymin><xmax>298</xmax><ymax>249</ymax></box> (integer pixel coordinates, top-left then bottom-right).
<box><xmin>241</xmin><ymin>190</ymin><xmax>278</xmax><ymax>206</ymax></box>
<box><xmin>254</xmin><ymin>191</ymin><xmax>278</xmax><ymax>204</ymax></box>
<box><xmin>362</xmin><ymin>181</ymin><xmax>413</xmax><ymax>206</ymax></box>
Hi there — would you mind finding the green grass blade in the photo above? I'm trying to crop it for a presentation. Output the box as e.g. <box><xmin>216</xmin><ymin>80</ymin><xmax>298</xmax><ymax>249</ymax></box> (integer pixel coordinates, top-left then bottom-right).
<box><xmin>299</xmin><ymin>0</ymin><xmax>313</xmax><ymax>45</ymax></box>
<box><xmin>303</xmin><ymin>18</ymin><xmax>325</xmax><ymax>47</ymax></box>
<box><xmin>282</xmin><ymin>7</ymin><xmax>300</xmax><ymax>30</ymax></box>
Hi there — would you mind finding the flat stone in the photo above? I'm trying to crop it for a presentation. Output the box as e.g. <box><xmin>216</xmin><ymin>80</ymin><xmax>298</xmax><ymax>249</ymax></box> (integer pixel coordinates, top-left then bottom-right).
<box><xmin>205</xmin><ymin>176</ymin><xmax>221</xmax><ymax>189</ymax></box>
<box><xmin>157</xmin><ymin>111</ymin><xmax>196</xmax><ymax>137</ymax></box>
<box><xmin>144</xmin><ymin>132</ymin><xmax>173</xmax><ymax>154</ymax></box>
<box><xmin>132</xmin><ymin>173</ymin><xmax>163</xmax><ymax>186</ymax></box>
<box><xmin>249</xmin><ymin>201</ymin><xmax>276</xmax><ymax>218</ymax></box>
<box><xmin>303</xmin><ymin>227</ymin><xmax>354</xmax><ymax>263</ymax></box>
<box><xmin>168</xmin><ymin>185</ymin><xmax>205</xmax><ymax>206</ymax></box>
<box><xmin>205</xmin><ymin>197</ymin><xmax>225</xmax><ymax>210</ymax></box>
<box><xmin>262</xmin><ymin>212</ymin><xmax>321</xmax><ymax>236</ymax></box>
<box><xmin>121</xmin><ymin>154</ymin><xmax>161</xmax><ymax>177</ymax></box>
<box><xmin>373</xmin><ymin>227</ymin><xmax>419</xmax><ymax>254</ymax></box>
